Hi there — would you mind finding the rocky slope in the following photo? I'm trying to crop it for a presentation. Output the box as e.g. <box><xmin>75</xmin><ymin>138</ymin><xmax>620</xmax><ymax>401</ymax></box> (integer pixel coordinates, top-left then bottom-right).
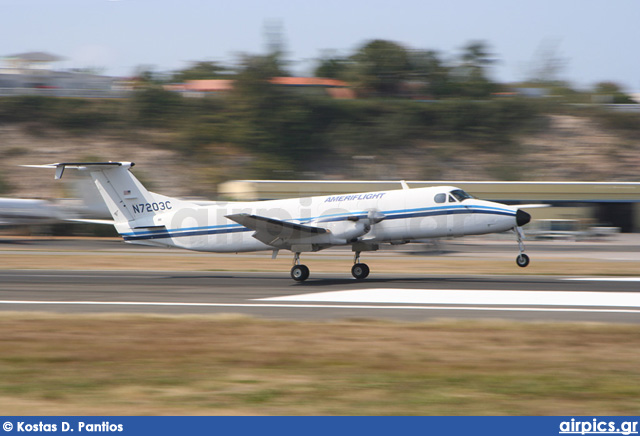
<box><xmin>1</xmin><ymin>114</ymin><xmax>638</xmax><ymax>200</ymax></box>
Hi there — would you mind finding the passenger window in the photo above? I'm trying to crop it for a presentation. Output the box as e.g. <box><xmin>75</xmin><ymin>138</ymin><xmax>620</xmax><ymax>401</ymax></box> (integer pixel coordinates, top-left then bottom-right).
<box><xmin>434</xmin><ymin>193</ymin><xmax>446</xmax><ymax>204</ymax></box>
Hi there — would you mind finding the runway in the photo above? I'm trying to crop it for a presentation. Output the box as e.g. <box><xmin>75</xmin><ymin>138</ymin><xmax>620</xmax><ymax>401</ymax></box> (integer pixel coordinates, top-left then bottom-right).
<box><xmin>1</xmin><ymin>269</ymin><xmax>639</xmax><ymax>323</ymax></box>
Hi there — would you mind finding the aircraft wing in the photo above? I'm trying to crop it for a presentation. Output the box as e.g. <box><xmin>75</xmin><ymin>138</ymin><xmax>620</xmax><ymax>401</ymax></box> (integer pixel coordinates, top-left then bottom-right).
<box><xmin>517</xmin><ymin>204</ymin><xmax>551</xmax><ymax>209</ymax></box>
<box><xmin>226</xmin><ymin>213</ymin><xmax>328</xmax><ymax>247</ymax></box>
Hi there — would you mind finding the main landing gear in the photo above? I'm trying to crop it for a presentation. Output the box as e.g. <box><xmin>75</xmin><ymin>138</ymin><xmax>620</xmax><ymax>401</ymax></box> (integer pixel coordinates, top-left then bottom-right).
<box><xmin>289</xmin><ymin>251</ymin><xmax>371</xmax><ymax>282</ymax></box>
<box><xmin>514</xmin><ymin>227</ymin><xmax>530</xmax><ymax>268</ymax></box>
<box><xmin>351</xmin><ymin>251</ymin><xmax>370</xmax><ymax>280</ymax></box>
<box><xmin>290</xmin><ymin>252</ymin><xmax>310</xmax><ymax>282</ymax></box>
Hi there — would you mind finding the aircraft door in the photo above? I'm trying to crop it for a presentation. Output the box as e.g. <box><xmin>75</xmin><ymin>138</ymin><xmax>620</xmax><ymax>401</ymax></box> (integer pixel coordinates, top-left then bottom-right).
<box><xmin>446</xmin><ymin>194</ymin><xmax>456</xmax><ymax>236</ymax></box>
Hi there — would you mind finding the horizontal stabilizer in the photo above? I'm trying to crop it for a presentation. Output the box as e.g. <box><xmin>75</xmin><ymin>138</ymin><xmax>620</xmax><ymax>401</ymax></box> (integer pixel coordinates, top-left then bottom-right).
<box><xmin>226</xmin><ymin>213</ymin><xmax>328</xmax><ymax>247</ymax></box>
<box><xmin>67</xmin><ymin>218</ymin><xmax>116</xmax><ymax>225</ymax></box>
<box><xmin>22</xmin><ymin>162</ymin><xmax>131</xmax><ymax>179</ymax></box>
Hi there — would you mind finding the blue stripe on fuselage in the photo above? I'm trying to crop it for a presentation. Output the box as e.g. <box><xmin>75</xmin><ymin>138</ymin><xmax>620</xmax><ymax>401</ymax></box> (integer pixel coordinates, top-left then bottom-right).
<box><xmin>122</xmin><ymin>205</ymin><xmax>515</xmax><ymax>242</ymax></box>
<box><xmin>123</xmin><ymin>225</ymin><xmax>248</xmax><ymax>241</ymax></box>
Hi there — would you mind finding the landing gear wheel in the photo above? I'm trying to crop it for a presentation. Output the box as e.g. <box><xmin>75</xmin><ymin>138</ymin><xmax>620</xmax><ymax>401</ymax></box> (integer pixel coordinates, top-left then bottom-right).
<box><xmin>351</xmin><ymin>263</ymin><xmax>370</xmax><ymax>280</ymax></box>
<box><xmin>516</xmin><ymin>254</ymin><xmax>530</xmax><ymax>268</ymax></box>
<box><xmin>291</xmin><ymin>264</ymin><xmax>310</xmax><ymax>282</ymax></box>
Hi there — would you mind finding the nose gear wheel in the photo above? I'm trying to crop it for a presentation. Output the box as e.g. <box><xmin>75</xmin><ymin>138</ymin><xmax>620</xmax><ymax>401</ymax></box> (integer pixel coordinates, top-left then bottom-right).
<box><xmin>514</xmin><ymin>227</ymin><xmax>530</xmax><ymax>268</ymax></box>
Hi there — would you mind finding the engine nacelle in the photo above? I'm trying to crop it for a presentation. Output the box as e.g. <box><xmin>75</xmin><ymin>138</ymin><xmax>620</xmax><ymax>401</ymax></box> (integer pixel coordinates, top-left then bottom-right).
<box><xmin>325</xmin><ymin>220</ymin><xmax>371</xmax><ymax>242</ymax></box>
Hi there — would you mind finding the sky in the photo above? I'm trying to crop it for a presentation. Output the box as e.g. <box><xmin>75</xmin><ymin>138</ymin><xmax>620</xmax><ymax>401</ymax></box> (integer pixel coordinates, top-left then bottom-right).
<box><xmin>2</xmin><ymin>0</ymin><xmax>639</xmax><ymax>90</ymax></box>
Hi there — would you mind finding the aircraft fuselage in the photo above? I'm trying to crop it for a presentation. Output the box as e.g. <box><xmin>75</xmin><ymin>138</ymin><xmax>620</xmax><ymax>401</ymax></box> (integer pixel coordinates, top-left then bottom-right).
<box><xmin>118</xmin><ymin>186</ymin><xmax>525</xmax><ymax>253</ymax></box>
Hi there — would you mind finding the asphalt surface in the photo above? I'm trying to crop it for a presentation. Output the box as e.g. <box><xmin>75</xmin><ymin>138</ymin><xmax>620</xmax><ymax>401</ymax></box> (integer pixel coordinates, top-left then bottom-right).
<box><xmin>1</xmin><ymin>269</ymin><xmax>639</xmax><ymax>323</ymax></box>
<box><xmin>1</xmin><ymin>235</ymin><xmax>639</xmax><ymax>323</ymax></box>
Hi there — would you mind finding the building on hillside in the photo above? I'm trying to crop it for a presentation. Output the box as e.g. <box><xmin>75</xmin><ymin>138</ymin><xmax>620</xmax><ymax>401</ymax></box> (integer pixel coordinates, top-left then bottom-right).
<box><xmin>1</xmin><ymin>51</ymin><xmax>65</xmax><ymax>74</ymax></box>
<box><xmin>269</xmin><ymin>77</ymin><xmax>355</xmax><ymax>99</ymax></box>
<box><xmin>165</xmin><ymin>79</ymin><xmax>235</xmax><ymax>97</ymax></box>
<box><xmin>165</xmin><ymin>77</ymin><xmax>355</xmax><ymax>99</ymax></box>
<box><xmin>0</xmin><ymin>51</ymin><xmax>127</xmax><ymax>98</ymax></box>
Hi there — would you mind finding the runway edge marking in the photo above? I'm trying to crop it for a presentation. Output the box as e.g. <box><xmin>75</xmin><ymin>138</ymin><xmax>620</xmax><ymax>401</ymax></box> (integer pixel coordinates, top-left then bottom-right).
<box><xmin>1</xmin><ymin>300</ymin><xmax>640</xmax><ymax>314</ymax></box>
<box><xmin>562</xmin><ymin>277</ymin><xmax>640</xmax><ymax>282</ymax></box>
<box><xmin>258</xmin><ymin>288</ymin><xmax>640</xmax><ymax>308</ymax></box>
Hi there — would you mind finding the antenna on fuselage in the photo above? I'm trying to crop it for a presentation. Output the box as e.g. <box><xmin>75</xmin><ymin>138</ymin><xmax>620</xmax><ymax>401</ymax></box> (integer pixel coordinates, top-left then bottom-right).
<box><xmin>400</xmin><ymin>180</ymin><xmax>410</xmax><ymax>190</ymax></box>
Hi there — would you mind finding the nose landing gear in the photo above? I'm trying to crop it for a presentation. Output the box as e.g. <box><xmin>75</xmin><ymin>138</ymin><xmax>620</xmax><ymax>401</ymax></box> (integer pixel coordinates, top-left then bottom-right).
<box><xmin>514</xmin><ymin>227</ymin><xmax>530</xmax><ymax>268</ymax></box>
<box><xmin>516</xmin><ymin>253</ymin><xmax>530</xmax><ymax>267</ymax></box>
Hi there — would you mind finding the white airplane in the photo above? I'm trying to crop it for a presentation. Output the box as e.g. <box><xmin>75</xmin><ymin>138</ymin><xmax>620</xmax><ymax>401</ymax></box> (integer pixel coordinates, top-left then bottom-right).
<box><xmin>0</xmin><ymin>182</ymin><xmax>111</xmax><ymax>229</ymax></box>
<box><xmin>28</xmin><ymin>162</ymin><xmax>532</xmax><ymax>281</ymax></box>
<box><xmin>0</xmin><ymin>197</ymin><xmax>66</xmax><ymax>226</ymax></box>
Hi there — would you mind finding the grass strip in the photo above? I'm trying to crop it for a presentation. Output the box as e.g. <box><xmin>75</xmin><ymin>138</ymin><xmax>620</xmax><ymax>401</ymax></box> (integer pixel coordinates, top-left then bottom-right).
<box><xmin>0</xmin><ymin>313</ymin><xmax>639</xmax><ymax>415</ymax></box>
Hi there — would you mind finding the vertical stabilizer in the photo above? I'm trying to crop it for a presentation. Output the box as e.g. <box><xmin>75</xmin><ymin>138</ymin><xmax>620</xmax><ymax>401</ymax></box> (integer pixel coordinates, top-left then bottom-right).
<box><xmin>35</xmin><ymin>162</ymin><xmax>192</xmax><ymax>232</ymax></box>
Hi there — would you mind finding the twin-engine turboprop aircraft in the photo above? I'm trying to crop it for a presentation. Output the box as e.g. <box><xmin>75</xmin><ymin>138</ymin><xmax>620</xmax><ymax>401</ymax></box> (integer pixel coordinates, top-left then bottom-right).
<box><xmin>29</xmin><ymin>162</ymin><xmax>532</xmax><ymax>281</ymax></box>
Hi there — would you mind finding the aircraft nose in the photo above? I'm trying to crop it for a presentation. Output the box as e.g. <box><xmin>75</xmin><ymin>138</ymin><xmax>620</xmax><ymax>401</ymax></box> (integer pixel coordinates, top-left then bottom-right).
<box><xmin>516</xmin><ymin>209</ymin><xmax>531</xmax><ymax>227</ymax></box>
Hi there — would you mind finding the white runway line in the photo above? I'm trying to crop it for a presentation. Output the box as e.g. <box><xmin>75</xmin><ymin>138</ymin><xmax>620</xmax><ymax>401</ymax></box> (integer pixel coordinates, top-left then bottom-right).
<box><xmin>0</xmin><ymin>299</ymin><xmax>639</xmax><ymax>314</ymax></box>
<box><xmin>259</xmin><ymin>289</ymin><xmax>640</xmax><ymax>308</ymax></box>
<box><xmin>563</xmin><ymin>277</ymin><xmax>640</xmax><ymax>282</ymax></box>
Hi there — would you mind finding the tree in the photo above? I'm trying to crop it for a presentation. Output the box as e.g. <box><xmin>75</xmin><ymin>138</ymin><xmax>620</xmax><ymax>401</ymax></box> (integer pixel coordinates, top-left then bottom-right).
<box><xmin>452</xmin><ymin>41</ymin><xmax>498</xmax><ymax>98</ymax></box>
<box><xmin>460</xmin><ymin>41</ymin><xmax>494</xmax><ymax>72</ymax></box>
<box><xmin>407</xmin><ymin>50</ymin><xmax>453</xmax><ymax>98</ymax></box>
<box><xmin>231</xmin><ymin>53</ymin><xmax>288</xmax><ymax>97</ymax></box>
<box><xmin>225</xmin><ymin>52</ymin><xmax>328</xmax><ymax>172</ymax></box>
<box><xmin>593</xmin><ymin>82</ymin><xmax>635</xmax><ymax>104</ymax></box>
<box><xmin>172</xmin><ymin>61</ymin><xmax>229</xmax><ymax>82</ymax></box>
<box><xmin>349</xmin><ymin>39</ymin><xmax>411</xmax><ymax>97</ymax></box>
<box><xmin>132</xmin><ymin>86</ymin><xmax>184</xmax><ymax>127</ymax></box>
<box><xmin>132</xmin><ymin>65</ymin><xmax>163</xmax><ymax>84</ymax></box>
<box><xmin>314</xmin><ymin>52</ymin><xmax>351</xmax><ymax>79</ymax></box>
<box><xmin>525</xmin><ymin>39</ymin><xmax>567</xmax><ymax>84</ymax></box>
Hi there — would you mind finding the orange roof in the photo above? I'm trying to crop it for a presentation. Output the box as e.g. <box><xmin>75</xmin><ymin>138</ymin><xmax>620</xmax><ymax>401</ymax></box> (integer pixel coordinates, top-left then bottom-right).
<box><xmin>184</xmin><ymin>79</ymin><xmax>235</xmax><ymax>92</ymax></box>
<box><xmin>326</xmin><ymin>87</ymin><xmax>356</xmax><ymax>99</ymax></box>
<box><xmin>165</xmin><ymin>77</ymin><xmax>354</xmax><ymax>98</ymax></box>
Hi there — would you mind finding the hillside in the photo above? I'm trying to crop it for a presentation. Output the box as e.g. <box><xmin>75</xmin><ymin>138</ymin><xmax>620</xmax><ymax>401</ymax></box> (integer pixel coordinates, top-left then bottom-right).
<box><xmin>0</xmin><ymin>113</ymin><xmax>639</xmax><ymax>200</ymax></box>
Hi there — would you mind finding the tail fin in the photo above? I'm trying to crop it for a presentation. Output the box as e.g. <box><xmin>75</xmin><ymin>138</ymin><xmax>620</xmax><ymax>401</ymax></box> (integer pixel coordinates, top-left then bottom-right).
<box><xmin>31</xmin><ymin>162</ymin><xmax>190</xmax><ymax>233</ymax></box>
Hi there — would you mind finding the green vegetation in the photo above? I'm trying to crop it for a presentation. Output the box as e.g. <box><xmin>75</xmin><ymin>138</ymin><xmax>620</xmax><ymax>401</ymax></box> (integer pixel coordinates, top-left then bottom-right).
<box><xmin>0</xmin><ymin>39</ymin><xmax>637</xmax><ymax>179</ymax></box>
<box><xmin>0</xmin><ymin>96</ymin><xmax>125</xmax><ymax>132</ymax></box>
<box><xmin>0</xmin><ymin>93</ymin><xmax>544</xmax><ymax>176</ymax></box>
<box><xmin>316</xmin><ymin>39</ymin><xmax>500</xmax><ymax>99</ymax></box>
<box><xmin>2</xmin><ymin>90</ymin><xmax>637</xmax><ymax>180</ymax></box>
<box><xmin>0</xmin><ymin>171</ymin><xmax>11</xmax><ymax>194</ymax></box>
<box><xmin>171</xmin><ymin>61</ymin><xmax>230</xmax><ymax>82</ymax></box>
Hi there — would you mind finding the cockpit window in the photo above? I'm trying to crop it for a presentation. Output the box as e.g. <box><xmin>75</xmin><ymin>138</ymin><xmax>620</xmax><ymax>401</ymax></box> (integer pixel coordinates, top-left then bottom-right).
<box><xmin>450</xmin><ymin>189</ymin><xmax>473</xmax><ymax>202</ymax></box>
<box><xmin>448</xmin><ymin>194</ymin><xmax>457</xmax><ymax>203</ymax></box>
<box><xmin>434</xmin><ymin>193</ymin><xmax>446</xmax><ymax>204</ymax></box>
